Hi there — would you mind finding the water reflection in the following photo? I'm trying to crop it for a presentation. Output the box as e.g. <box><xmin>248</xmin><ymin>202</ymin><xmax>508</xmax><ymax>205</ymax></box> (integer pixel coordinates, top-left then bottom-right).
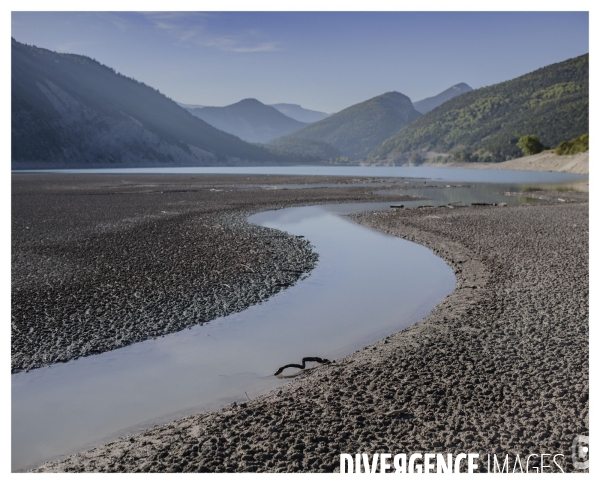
<box><xmin>377</xmin><ymin>181</ymin><xmax>582</xmax><ymax>208</ymax></box>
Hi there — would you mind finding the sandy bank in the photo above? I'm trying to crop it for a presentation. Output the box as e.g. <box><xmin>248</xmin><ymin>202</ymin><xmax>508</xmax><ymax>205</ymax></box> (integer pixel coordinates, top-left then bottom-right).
<box><xmin>430</xmin><ymin>151</ymin><xmax>589</xmax><ymax>175</ymax></box>
<box><xmin>35</xmin><ymin>194</ymin><xmax>588</xmax><ymax>473</ymax></box>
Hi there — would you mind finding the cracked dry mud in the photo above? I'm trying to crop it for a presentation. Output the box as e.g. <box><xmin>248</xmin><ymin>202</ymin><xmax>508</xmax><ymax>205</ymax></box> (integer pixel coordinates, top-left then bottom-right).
<box><xmin>30</xmin><ymin>183</ymin><xmax>588</xmax><ymax>473</ymax></box>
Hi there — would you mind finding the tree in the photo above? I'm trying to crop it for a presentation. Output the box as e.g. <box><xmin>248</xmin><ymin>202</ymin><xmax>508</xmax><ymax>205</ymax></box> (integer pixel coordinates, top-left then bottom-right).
<box><xmin>555</xmin><ymin>133</ymin><xmax>588</xmax><ymax>155</ymax></box>
<box><xmin>450</xmin><ymin>145</ymin><xmax>472</xmax><ymax>163</ymax></box>
<box><xmin>517</xmin><ymin>135</ymin><xmax>543</xmax><ymax>156</ymax></box>
<box><xmin>409</xmin><ymin>152</ymin><xmax>425</xmax><ymax>165</ymax></box>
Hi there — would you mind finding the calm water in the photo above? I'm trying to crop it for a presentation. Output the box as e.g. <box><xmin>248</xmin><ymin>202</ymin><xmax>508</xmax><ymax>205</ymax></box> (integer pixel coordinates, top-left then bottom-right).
<box><xmin>12</xmin><ymin>202</ymin><xmax>456</xmax><ymax>471</ymax></box>
<box><xmin>13</xmin><ymin>165</ymin><xmax>587</xmax><ymax>184</ymax></box>
<box><xmin>378</xmin><ymin>183</ymin><xmax>550</xmax><ymax>207</ymax></box>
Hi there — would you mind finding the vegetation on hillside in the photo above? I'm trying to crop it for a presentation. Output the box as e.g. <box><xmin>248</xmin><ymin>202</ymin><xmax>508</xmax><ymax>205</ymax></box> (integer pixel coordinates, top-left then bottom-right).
<box><xmin>517</xmin><ymin>135</ymin><xmax>544</xmax><ymax>156</ymax></box>
<box><xmin>371</xmin><ymin>54</ymin><xmax>589</xmax><ymax>163</ymax></box>
<box><xmin>275</xmin><ymin>92</ymin><xmax>421</xmax><ymax>160</ymax></box>
<box><xmin>267</xmin><ymin>138</ymin><xmax>342</xmax><ymax>160</ymax></box>
<box><xmin>555</xmin><ymin>133</ymin><xmax>589</xmax><ymax>155</ymax></box>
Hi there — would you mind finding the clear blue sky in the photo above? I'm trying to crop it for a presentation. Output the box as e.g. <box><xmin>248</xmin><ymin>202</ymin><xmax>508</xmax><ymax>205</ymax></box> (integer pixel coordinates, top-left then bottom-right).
<box><xmin>11</xmin><ymin>11</ymin><xmax>589</xmax><ymax>113</ymax></box>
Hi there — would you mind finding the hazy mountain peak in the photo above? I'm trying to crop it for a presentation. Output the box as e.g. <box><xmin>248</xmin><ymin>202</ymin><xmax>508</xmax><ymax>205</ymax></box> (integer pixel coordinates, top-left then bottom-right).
<box><xmin>235</xmin><ymin>98</ymin><xmax>264</xmax><ymax>106</ymax></box>
<box><xmin>413</xmin><ymin>83</ymin><xmax>473</xmax><ymax>114</ymax></box>
<box><xmin>10</xmin><ymin>38</ymin><xmax>302</xmax><ymax>168</ymax></box>
<box><xmin>372</xmin><ymin>91</ymin><xmax>415</xmax><ymax>110</ymax></box>
<box><xmin>379</xmin><ymin>91</ymin><xmax>406</xmax><ymax>98</ymax></box>
<box><xmin>274</xmin><ymin>90</ymin><xmax>421</xmax><ymax>160</ymax></box>
<box><xmin>454</xmin><ymin>82</ymin><xmax>472</xmax><ymax>90</ymax></box>
<box><xmin>186</xmin><ymin>97</ymin><xmax>307</xmax><ymax>143</ymax></box>
<box><xmin>269</xmin><ymin>103</ymin><xmax>330</xmax><ymax>123</ymax></box>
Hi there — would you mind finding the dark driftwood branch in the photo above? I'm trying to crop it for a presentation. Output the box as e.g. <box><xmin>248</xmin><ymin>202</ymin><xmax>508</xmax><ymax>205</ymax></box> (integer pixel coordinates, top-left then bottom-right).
<box><xmin>274</xmin><ymin>357</ymin><xmax>331</xmax><ymax>376</ymax></box>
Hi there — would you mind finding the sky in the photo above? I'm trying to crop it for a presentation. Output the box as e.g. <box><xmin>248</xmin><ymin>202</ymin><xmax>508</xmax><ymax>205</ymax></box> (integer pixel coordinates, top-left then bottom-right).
<box><xmin>11</xmin><ymin>11</ymin><xmax>589</xmax><ymax>114</ymax></box>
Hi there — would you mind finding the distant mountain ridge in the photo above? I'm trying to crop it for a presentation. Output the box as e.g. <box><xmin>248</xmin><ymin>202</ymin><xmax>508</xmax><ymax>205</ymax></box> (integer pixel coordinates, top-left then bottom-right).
<box><xmin>413</xmin><ymin>83</ymin><xmax>472</xmax><ymax>114</ymax></box>
<box><xmin>269</xmin><ymin>103</ymin><xmax>330</xmax><ymax>123</ymax></box>
<box><xmin>177</xmin><ymin>102</ymin><xmax>205</xmax><ymax>110</ymax></box>
<box><xmin>274</xmin><ymin>91</ymin><xmax>421</xmax><ymax>160</ymax></box>
<box><xmin>371</xmin><ymin>54</ymin><xmax>589</xmax><ymax>163</ymax></box>
<box><xmin>11</xmin><ymin>38</ymin><xmax>310</xmax><ymax>168</ymax></box>
<box><xmin>186</xmin><ymin>99</ymin><xmax>307</xmax><ymax>143</ymax></box>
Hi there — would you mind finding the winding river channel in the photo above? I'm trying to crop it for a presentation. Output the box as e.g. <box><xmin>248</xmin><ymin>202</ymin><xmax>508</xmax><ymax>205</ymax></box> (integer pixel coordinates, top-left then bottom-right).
<box><xmin>11</xmin><ymin>168</ymin><xmax>587</xmax><ymax>471</ymax></box>
<box><xmin>12</xmin><ymin>200</ymin><xmax>457</xmax><ymax>471</ymax></box>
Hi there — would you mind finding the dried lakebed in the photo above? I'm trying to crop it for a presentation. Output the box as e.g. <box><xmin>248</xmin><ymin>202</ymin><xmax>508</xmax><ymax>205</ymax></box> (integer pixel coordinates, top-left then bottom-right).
<box><xmin>12</xmin><ymin>173</ymin><xmax>587</xmax><ymax>472</ymax></box>
<box><xmin>12</xmin><ymin>174</ymin><xmax>414</xmax><ymax>374</ymax></box>
<box><xmin>35</xmin><ymin>197</ymin><xmax>588</xmax><ymax>473</ymax></box>
<box><xmin>12</xmin><ymin>199</ymin><xmax>455</xmax><ymax>471</ymax></box>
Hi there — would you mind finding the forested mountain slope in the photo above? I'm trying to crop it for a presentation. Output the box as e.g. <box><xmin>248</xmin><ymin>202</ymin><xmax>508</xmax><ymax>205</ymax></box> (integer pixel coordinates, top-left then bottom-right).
<box><xmin>371</xmin><ymin>54</ymin><xmax>588</xmax><ymax>163</ymax></box>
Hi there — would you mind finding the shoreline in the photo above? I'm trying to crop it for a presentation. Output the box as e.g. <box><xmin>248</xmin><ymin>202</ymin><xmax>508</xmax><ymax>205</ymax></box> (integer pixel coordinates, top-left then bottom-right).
<box><xmin>364</xmin><ymin>151</ymin><xmax>589</xmax><ymax>176</ymax></box>
<box><xmin>11</xmin><ymin>153</ymin><xmax>590</xmax><ymax>177</ymax></box>
<box><xmin>424</xmin><ymin>151</ymin><xmax>589</xmax><ymax>176</ymax></box>
<box><xmin>12</xmin><ymin>174</ymin><xmax>420</xmax><ymax>373</ymax></box>
<box><xmin>32</xmin><ymin>190</ymin><xmax>588</xmax><ymax>473</ymax></box>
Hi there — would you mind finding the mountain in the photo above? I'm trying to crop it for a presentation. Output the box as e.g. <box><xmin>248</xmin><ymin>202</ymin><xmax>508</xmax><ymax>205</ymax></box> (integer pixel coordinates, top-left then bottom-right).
<box><xmin>177</xmin><ymin>102</ymin><xmax>205</xmax><ymax>109</ymax></box>
<box><xmin>273</xmin><ymin>92</ymin><xmax>421</xmax><ymax>160</ymax></box>
<box><xmin>371</xmin><ymin>54</ymin><xmax>589</xmax><ymax>163</ymax></box>
<box><xmin>413</xmin><ymin>83</ymin><xmax>472</xmax><ymax>114</ymax></box>
<box><xmin>11</xmin><ymin>38</ymin><xmax>308</xmax><ymax>168</ymax></box>
<box><xmin>268</xmin><ymin>137</ymin><xmax>342</xmax><ymax>160</ymax></box>
<box><xmin>186</xmin><ymin>99</ymin><xmax>307</xmax><ymax>143</ymax></box>
<box><xmin>269</xmin><ymin>103</ymin><xmax>330</xmax><ymax>123</ymax></box>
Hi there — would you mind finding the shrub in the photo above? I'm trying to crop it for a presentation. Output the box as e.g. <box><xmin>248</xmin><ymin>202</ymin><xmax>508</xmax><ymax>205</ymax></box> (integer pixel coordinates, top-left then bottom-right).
<box><xmin>555</xmin><ymin>133</ymin><xmax>589</xmax><ymax>155</ymax></box>
<box><xmin>517</xmin><ymin>135</ymin><xmax>544</xmax><ymax>156</ymax></box>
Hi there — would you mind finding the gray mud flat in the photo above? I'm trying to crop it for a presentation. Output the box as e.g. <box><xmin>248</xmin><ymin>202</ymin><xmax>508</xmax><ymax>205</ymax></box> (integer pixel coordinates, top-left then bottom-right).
<box><xmin>12</xmin><ymin>174</ymin><xmax>414</xmax><ymax>373</ymax></box>
<box><xmin>32</xmin><ymin>192</ymin><xmax>588</xmax><ymax>473</ymax></box>
<box><xmin>13</xmin><ymin>199</ymin><xmax>455</xmax><ymax>472</ymax></box>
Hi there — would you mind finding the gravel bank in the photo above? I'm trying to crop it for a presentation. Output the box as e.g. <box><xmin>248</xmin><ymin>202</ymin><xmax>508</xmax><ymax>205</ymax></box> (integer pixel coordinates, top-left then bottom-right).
<box><xmin>35</xmin><ymin>194</ymin><xmax>588</xmax><ymax>473</ymax></box>
<box><xmin>12</xmin><ymin>174</ymin><xmax>412</xmax><ymax>373</ymax></box>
